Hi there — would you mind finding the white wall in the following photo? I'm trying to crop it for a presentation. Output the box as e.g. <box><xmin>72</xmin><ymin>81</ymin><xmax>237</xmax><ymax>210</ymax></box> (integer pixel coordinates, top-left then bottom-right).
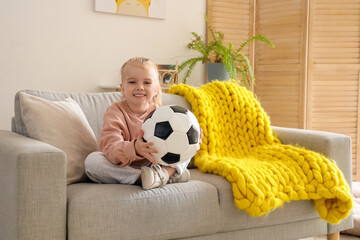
<box><xmin>0</xmin><ymin>0</ymin><xmax>206</xmax><ymax>130</ymax></box>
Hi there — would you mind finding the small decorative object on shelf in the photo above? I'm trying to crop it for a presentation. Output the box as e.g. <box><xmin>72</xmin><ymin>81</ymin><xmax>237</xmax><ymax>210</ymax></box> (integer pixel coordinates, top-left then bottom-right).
<box><xmin>158</xmin><ymin>63</ymin><xmax>178</xmax><ymax>92</ymax></box>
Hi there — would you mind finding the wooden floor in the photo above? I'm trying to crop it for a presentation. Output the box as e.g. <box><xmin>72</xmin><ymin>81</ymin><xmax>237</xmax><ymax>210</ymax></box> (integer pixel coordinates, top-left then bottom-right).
<box><xmin>299</xmin><ymin>234</ymin><xmax>359</xmax><ymax>240</ymax></box>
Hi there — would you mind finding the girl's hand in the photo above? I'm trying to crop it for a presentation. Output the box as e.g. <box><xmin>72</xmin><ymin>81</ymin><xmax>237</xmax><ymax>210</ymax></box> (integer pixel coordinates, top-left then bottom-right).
<box><xmin>199</xmin><ymin>128</ymin><xmax>203</xmax><ymax>145</ymax></box>
<box><xmin>135</xmin><ymin>129</ymin><xmax>158</xmax><ymax>165</ymax></box>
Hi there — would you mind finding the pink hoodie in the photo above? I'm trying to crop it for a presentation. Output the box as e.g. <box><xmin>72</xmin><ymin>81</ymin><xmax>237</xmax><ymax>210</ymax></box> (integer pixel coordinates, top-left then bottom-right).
<box><xmin>98</xmin><ymin>101</ymin><xmax>157</xmax><ymax>167</ymax></box>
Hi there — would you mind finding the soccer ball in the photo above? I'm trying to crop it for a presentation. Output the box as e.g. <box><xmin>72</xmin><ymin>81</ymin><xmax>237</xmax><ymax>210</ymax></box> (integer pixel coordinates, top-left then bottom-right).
<box><xmin>141</xmin><ymin>105</ymin><xmax>201</xmax><ymax>166</ymax></box>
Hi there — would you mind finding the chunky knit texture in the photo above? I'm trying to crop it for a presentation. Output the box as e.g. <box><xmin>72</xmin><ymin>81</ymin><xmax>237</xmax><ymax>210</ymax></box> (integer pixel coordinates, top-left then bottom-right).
<box><xmin>169</xmin><ymin>81</ymin><xmax>352</xmax><ymax>224</ymax></box>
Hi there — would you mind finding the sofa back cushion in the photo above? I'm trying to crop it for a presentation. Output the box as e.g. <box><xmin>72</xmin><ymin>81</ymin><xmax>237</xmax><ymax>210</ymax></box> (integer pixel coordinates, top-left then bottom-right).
<box><xmin>13</xmin><ymin>90</ymin><xmax>191</xmax><ymax>140</ymax></box>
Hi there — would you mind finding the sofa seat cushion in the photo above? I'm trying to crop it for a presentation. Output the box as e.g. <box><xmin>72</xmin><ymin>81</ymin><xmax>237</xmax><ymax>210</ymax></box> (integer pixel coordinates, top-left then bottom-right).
<box><xmin>67</xmin><ymin>180</ymin><xmax>220</xmax><ymax>240</ymax></box>
<box><xmin>190</xmin><ymin>170</ymin><xmax>322</xmax><ymax>233</ymax></box>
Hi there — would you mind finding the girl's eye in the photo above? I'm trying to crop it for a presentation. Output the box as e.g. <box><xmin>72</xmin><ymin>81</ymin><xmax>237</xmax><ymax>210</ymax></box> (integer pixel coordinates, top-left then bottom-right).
<box><xmin>128</xmin><ymin>81</ymin><xmax>136</xmax><ymax>84</ymax></box>
<box><xmin>145</xmin><ymin>81</ymin><xmax>152</xmax><ymax>85</ymax></box>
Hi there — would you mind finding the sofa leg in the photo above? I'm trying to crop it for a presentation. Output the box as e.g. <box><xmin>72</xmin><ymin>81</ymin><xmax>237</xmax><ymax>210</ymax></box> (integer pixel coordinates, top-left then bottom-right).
<box><xmin>326</xmin><ymin>232</ymin><xmax>339</xmax><ymax>240</ymax></box>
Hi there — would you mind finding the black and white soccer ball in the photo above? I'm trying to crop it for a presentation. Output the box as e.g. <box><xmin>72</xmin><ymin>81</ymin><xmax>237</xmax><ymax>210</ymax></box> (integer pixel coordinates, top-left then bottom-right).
<box><xmin>141</xmin><ymin>105</ymin><xmax>201</xmax><ymax>166</ymax></box>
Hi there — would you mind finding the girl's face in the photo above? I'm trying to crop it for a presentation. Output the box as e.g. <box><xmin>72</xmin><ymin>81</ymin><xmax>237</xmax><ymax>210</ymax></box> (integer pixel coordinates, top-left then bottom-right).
<box><xmin>121</xmin><ymin>63</ymin><xmax>159</xmax><ymax>111</ymax></box>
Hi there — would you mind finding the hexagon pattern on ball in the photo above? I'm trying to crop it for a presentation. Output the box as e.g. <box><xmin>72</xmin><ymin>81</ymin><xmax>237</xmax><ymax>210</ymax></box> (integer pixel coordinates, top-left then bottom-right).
<box><xmin>150</xmin><ymin>106</ymin><xmax>173</xmax><ymax>122</ymax></box>
<box><xmin>169</xmin><ymin>113</ymin><xmax>191</xmax><ymax>132</ymax></box>
<box><xmin>142</xmin><ymin>118</ymin><xmax>156</xmax><ymax>141</ymax></box>
<box><xmin>141</xmin><ymin>105</ymin><xmax>201</xmax><ymax>166</ymax></box>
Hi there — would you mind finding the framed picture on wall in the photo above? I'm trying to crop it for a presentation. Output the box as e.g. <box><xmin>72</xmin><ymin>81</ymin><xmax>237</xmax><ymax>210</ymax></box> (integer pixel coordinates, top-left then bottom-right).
<box><xmin>95</xmin><ymin>0</ymin><xmax>166</xmax><ymax>19</ymax></box>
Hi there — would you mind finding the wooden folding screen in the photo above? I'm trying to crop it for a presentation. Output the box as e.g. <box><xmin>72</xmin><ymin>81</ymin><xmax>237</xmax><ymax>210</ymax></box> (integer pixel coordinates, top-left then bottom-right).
<box><xmin>306</xmin><ymin>0</ymin><xmax>360</xmax><ymax>180</ymax></box>
<box><xmin>207</xmin><ymin>0</ymin><xmax>360</xmax><ymax>181</ymax></box>
<box><xmin>253</xmin><ymin>0</ymin><xmax>308</xmax><ymax>129</ymax></box>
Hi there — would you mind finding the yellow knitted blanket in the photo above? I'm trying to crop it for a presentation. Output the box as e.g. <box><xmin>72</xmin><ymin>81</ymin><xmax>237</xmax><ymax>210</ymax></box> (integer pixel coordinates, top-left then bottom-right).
<box><xmin>169</xmin><ymin>81</ymin><xmax>352</xmax><ymax>224</ymax></box>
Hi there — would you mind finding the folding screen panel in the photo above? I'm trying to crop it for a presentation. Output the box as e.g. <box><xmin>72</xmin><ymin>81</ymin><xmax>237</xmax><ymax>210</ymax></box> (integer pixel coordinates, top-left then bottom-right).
<box><xmin>253</xmin><ymin>0</ymin><xmax>308</xmax><ymax>129</ymax></box>
<box><xmin>306</xmin><ymin>0</ymin><xmax>360</xmax><ymax>180</ymax></box>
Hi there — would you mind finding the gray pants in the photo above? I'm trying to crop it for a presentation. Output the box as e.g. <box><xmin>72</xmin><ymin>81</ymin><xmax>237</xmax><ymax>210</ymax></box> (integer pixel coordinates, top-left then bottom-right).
<box><xmin>85</xmin><ymin>152</ymin><xmax>190</xmax><ymax>184</ymax></box>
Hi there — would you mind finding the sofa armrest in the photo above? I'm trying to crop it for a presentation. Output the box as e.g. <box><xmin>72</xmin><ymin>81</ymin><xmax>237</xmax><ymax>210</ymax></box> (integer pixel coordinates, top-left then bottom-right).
<box><xmin>0</xmin><ymin>130</ymin><xmax>67</xmax><ymax>240</ymax></box>
<box><xmin>271</xmin><ymin>126</ymin><xmax>354</xmax><ymax>233</ymax></box>
<box><xmin>271</xmin><ymin>126</ymin><xmax>352</xmax><ymax>184</ymax></box>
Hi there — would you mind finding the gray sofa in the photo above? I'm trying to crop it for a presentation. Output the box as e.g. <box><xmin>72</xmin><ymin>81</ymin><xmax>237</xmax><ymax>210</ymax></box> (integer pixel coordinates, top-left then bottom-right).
<box><xmin>0</xmin><ymin>90</ymin><xmax>354</xmax><ymax>240</ymax></box>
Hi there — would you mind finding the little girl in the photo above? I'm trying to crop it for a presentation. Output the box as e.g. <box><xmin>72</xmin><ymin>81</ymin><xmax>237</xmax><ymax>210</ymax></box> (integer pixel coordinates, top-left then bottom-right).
<box><xmin>85</xmin><ymin>57</ymin><xmax>191</xmax><ymax>190</ymax></box>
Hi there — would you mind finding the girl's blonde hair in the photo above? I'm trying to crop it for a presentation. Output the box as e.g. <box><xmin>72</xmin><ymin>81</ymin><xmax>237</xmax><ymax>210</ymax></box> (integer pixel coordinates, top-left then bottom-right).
<box><xmin>121</xmin><ymin>57</ymin><xmax>162</xmax><ymax>106</ymax></box>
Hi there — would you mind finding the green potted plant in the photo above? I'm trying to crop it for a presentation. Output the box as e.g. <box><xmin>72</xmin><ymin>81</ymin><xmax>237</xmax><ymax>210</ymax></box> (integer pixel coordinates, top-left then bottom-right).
<box><xmin>178</xmin><ymin>26</ymin><xmax>274</xmax><ymax>88</ymax></box>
